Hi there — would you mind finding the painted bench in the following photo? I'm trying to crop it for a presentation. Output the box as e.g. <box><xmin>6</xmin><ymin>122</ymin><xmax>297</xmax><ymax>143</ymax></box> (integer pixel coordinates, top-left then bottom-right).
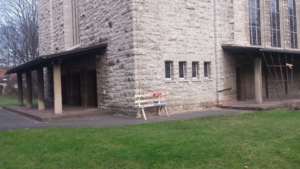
<box><xmin>135</xmin><ymin>92</ymin><xmax>169</xmax><ymax>120</ymax></box>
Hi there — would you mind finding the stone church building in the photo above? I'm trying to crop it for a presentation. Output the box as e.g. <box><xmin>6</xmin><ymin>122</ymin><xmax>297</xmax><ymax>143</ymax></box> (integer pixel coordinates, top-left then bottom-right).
<box><xmin>6</xmin><ymin>0</ymin><xmax>300</xmax><ymax>115</ymax></box>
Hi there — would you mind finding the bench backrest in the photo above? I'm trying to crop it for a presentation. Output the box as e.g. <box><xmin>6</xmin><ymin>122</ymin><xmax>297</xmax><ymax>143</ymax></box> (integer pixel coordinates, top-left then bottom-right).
<box><xmin>134</xmin><ymin>92</ymin><xmax>165</xmax><ymax>107</ymax></box>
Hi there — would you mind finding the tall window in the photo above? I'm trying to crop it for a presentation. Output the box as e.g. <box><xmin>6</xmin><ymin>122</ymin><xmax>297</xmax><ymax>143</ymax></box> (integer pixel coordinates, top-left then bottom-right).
<box><xmin>179</xmin><ymin>62</ymin><xmax>187</xmax><ymax>79</ymax></box>
<box><xmin>192</xmin><ymin>62</ymin><xmax>199</xmax><ymax>79</ymax></box>
<box><xmin>72</xmin><ymin>0</ymin><xmax>79</xmax><ymax>45</ymax></box>
<box><xmin>204</xmin><ymin>62</ymin><xmax>211</xmax><ymax>79</ymax></box>
<box><xmin>165</xmin><ymin>61</ymin><xmax>173</xmax><ymax>80</ymax></box>
<box><xmin>270</xmin><ymin>0</ymin><xmax>281</xmax><ymax>47</ymax></box>
<box><xmin>249</xmin><ymin>0</ymin><xmax>261</xmax><ymax>45</ymax></box>
<box><xmin>289</xmin><ymin>0</ymin><xmax>298</xmax><ymax>48</ymax></box>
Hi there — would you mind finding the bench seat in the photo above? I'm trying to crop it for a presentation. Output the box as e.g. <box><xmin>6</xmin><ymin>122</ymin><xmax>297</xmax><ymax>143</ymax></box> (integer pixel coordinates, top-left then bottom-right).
<box><xmin>135</xmin><ymin>93</ymin><xmax>169</xmax><ymax>120</ymax></box>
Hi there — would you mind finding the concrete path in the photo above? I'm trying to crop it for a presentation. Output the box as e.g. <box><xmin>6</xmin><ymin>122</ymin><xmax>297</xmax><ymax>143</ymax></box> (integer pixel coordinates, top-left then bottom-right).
<box><xmin>0</xmin><ymin>108</ymin><xmax>252</xmax><ymax>130</ymax></box>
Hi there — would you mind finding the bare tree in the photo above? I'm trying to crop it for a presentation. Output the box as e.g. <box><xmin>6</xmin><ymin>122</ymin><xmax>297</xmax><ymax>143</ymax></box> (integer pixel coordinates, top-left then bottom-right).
<box><xmin>0</xmin><ymin>0</ymin><xmax>38</xmax><ymax>67</ymax></box>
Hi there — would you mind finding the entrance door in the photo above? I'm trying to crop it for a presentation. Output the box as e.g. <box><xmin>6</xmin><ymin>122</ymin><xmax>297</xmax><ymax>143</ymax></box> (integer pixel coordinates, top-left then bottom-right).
<box><xmin>61</xmin><ymin>75</ymin><xmax>67</xmax><ymax>104</ymax></box>
<box><xmin>87</xmin><ymin>70</ymin><xmax>97</xmax><ymax>107</ymax></box>
<box><xmin>80</xmin><ymin>69</ymin><xmax>97</xmax><ymax>107</ymax></box>
<box><xmin>236</xmin><ymin>67</ymin><xmax>246</xmax><ymax>101</ymax></box>
<box><xmin>72</xmin><ymin>72</ymin><xmax>81</xmax><ymax>105</ymax></box>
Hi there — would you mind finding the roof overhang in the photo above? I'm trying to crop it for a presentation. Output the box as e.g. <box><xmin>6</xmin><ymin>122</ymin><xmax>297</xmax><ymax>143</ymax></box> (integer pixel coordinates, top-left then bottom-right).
<box><xmin>6</xmin><ymin>43</ymin><xmax>108</xmax><ymax>74</ymax></box>
<box><xmin>222</xmin><ymin>45</ymin><xmax>261</xmax><ymax>53</ymax></box>
<box><xmin>222</xmin><ymin>44</ymin><xmax>300</xmax><ymax>55</ymax></box>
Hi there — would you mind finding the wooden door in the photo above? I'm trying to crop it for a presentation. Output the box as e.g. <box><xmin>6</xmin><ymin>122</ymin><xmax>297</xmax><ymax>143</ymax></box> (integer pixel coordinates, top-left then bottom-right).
<box><xmin>87</xmin><ymin>70</ymin><xmax>97</xmax><ymax>107</ymax></box>
<box><xmin>72</xmin><ymin>72</ymin><xmax>81</xmax><ymax>105</ymax></box>
<box><xmin>61</xmin><ymin>75</ymin><xmax>67</xmax><ymax>104</ymax></box>
<box><xmin>236</xmin><ymin>67</ymin><xmax>246</xmax><ymax>101</ymax></box>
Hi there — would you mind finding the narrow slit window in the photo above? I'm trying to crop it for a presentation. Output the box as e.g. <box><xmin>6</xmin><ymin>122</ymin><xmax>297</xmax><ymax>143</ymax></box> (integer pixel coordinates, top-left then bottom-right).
<box><xmin>179</xmin><ymin>62</ymin><xmax>186</xmax><ymax>79</ymax></box>
<box><xmin>270</xmin><ymin>0</ymin><xmax>281</xmax><ymax>47</ymax></box>
<box><xmin>72</xmin><ymin>0</ymin><xmax>79</xmax><ymax>45</ymax></box>
<box><xmin>165</xmin><ymin>61</ymin><xmax>173</xmax><ymax>79</ymax></box>
<box><xmin>249</xmin><ymin>0</ymin><xmax>261</xmax><ymax>45</ymax></box>
<box><xmin>192</xmin><ymin>62</ymin><xmax>199</xmax><ymax>79</ymax></box>
<box><xmin>204</xmin><ymin>62</ymin><xmax>211</xmax><ymax>78</ymax></box>
<box><xmin>288</xmin><ymin>0</ymin><xmax>298</xmax><ymax>48</ymax></box>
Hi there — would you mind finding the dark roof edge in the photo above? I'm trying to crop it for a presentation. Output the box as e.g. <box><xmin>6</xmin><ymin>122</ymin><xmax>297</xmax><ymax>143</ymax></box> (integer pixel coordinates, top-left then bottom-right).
<box><xmin>6</xmin><ymin>43</ymin><xmax>108</xmax><ymax>74</ymax></box>
<box><xmin>221</xmin><ymin>44</ymin><xmax>262</xmax><ymax>52</ymax></box>
<box><xmin>222</xmin><ymin>44</ymin><xmax>300</xmax><ymax>55</ymax></box>
<box><xmin>40</xmin><ymin>43</ymin><xmax>108</xmax><ymax>59</ymax></box>
<box><xmin>260</xmin><ymin>48</ymin><xmax>300</xmax><ymax>55</ymax></box>
<box><xmin>6</xmin><ymin>57</ymin><xmax>47</xmax><ymax>74</ymax></box>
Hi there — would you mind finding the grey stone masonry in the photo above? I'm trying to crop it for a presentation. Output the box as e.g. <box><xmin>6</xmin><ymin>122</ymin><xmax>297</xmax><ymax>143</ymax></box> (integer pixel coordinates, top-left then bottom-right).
<box><xmin>38</xmin><ymin>0</ymin><xmax>300</xmax><ymax>116</ymax></box>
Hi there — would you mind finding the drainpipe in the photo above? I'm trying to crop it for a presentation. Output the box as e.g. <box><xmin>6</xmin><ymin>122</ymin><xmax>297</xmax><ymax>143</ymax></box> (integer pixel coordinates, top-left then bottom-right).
<box><xmin>213</xmin><ymin>0</ymin><xmax>220</xmax><ymax>105</ymax></box>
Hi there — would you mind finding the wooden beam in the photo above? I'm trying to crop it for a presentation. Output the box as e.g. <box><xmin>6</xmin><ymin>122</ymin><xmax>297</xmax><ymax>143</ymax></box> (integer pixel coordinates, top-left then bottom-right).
<box><xmin>17</xmin><ymin>73</ymin><xmax>23</xmax><ymax>106</ymax></box>
<box><xmin>53</xmin><ymin>64</ymin><xmax>62</xmax><ymax>114</ymax></box>
<box><xmin>37</xmin><ymin>68</ymin><xmax>45</xmax><ymax>110</ymax></box>
<box><xmin>254</xmin><ymin>57</ymin><xmax>263</xmax><ymax>104</ymax></box>
<box><xmin>26</xmin><ymin>71</ymin><xmax>32</xmax><ymax>108</ymax></box>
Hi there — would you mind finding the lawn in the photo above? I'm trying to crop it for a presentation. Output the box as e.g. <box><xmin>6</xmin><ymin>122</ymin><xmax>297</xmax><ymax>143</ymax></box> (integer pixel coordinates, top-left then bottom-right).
<box><xmin>0</xmin><ymin>96</ymin><xmax>37</xmax><ymax>107</ymax></box>
<box><xmin>1</xmin><ymin>110</ymin><xmax>300</xmax><ymax>169</ymax></box>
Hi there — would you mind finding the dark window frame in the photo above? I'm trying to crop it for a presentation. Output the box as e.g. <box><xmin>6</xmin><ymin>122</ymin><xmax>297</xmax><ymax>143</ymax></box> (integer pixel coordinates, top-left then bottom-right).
<box><xmin>192</xmin><ymin>62</ymin><xmax>199</xmax><ymax>79</ymax></box>
<box><xmin>165</xmin><ymin>61</ymin><xmax>173</xmax><ymax>79</ymax></box>
<box><xmin>249</xmin><ymin>0</ymin><xmax>262</xmax><ymax>46</ymax></box>
<box><xmin>270</xmin><ymin>0</ymin><xmax>281</xmax><ymax>47</ymax></box>
<box><xmin>179</xmin><ymin>61</ymin><xmax>187</xmax><ymax>79</ymax></box>
<box><xmin>204</xmin><ymin>62</ymin><xmax>211</xmax><ymax>78</ymax></box>
<box><xmin>288</xmin><ymin>0</ymin><xmax>298</xmax><ymax>48</ymax></box>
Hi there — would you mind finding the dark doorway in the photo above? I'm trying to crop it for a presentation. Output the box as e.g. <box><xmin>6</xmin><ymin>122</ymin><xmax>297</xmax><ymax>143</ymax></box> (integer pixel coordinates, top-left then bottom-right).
<box><xmin>87</xmin><ymin>70</ymin><xmax>97</xmax><ymax>107</ymax></box>
<box><xmin>72</xmin><ymin>72</ymin><xmax>81</xmax><ymax>105</ymax></box>
<box><xmin>61</xmin><ymin>75</ymin><xmax>68</xmax><ymax>104</ymax></box>
<box><xmin>80</xmin><ymin>69</ymin><xmax>97</xmax><ymax>108</ymax></box>
<box><xmin>236</xmin><ymin>67</ymin><xmax>246</xmax><ymax>101</ymax></box>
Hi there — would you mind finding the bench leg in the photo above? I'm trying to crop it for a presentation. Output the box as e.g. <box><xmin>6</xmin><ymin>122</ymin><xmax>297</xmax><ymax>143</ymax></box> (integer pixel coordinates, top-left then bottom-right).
<box><xmin>164</xmin><ymin>106</ymin><xmax>169</xmax><ymax>117</ymax></box>
<box><xmin>142</xmin><ymin>108</ymin><xmax>147</xmax><ymax>120</ymax></box>
<box><xmin>136</xmin><ymin>109</ymin><xmax>141</xmax><ymax>118</ymax></box>
<box><xmin>157</xmin><ymin>106</ymin><xmax>162</xmax><ymax>116</ymax></box>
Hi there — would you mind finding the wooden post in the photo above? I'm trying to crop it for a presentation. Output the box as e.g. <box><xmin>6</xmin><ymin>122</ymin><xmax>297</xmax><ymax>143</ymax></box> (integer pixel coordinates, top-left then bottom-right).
<box><xmin>67</xmin><ymin>71</ymin><xmax>73</xmax><ymax>105</ymax></box>
<box><xmin>26</xmin><ymin>71</ymin><xmax>33</xmax><ymax>108</ymax></box>
<box><xmin>53</xmin><ymin>63</ymin><xmax>62</xmax><ymax>114</ymax></box>
<box><xmin>254</xmin><ymin>57</ymin><xmax>263</xmax><ymax>104</ymax></box>
<box><xmin>17</xmin><ymin>73</ymin><xmax>23</xmax><ymax>106</ymax></box>
<box><xmin>37</xmin><ymin>68</ymin><xmax>45</xmax><ymax>110</ymax></box>
<box><xmin>81</xmin><ymin>69</ymin><xmax>88</xmax><ymax>107</ymax></box>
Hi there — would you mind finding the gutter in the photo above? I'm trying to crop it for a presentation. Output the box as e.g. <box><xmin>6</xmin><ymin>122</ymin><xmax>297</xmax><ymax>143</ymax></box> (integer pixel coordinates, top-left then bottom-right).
<box><xmin>213</xmin><ymin>0</ymin><xmax>219</xmax><ymax>104</ymax></box>
<box><xmin>5</xmin><ymin>57</ymin><xmax>47</xmax><ymax>74</ymax></box>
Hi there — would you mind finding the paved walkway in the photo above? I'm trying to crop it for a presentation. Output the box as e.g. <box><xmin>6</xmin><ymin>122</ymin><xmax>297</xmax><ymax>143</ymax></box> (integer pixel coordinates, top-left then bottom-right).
<box><xmin>0</xmin><ymin>108</ymin><xmax>252</xmax><ymax>130</ymax></box>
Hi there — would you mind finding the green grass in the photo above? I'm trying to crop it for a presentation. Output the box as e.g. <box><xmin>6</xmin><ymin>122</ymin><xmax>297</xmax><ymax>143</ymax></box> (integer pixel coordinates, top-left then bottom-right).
<box><xmin>1</xmin><ymin>110</ymin><xmax>300</xmax><ymax>169</ymax></box>
<box><xmin>0</xmin><ymin>96</ymin><xmax>37</xmax><ymax>107</ymax></box>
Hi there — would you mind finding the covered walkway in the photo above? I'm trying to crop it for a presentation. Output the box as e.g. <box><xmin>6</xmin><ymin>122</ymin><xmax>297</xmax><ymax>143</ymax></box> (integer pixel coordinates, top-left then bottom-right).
<box><xmin>5</xmin><ymin>43</ymin><xmax>107</xmax><ymax>115</ymax></box>
<box><xmin>2</xmin><ymin>105</ymin><xmax>114</xmax><ymax>122</ymax></box>
<box><xmin>222</xmin><ymin>45</ymin><xmax>300</xmax><ymax>107</ymax></box>
<box><xmin>218</xmin><ymin>96</ymin><xmax>300</xmax><ymax>110</ymax></box>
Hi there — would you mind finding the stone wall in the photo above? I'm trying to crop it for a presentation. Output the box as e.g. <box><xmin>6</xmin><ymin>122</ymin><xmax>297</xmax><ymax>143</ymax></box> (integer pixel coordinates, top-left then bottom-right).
<box><xmin>77</xmin><ymin>0</ymin><xmax>137</xmax><ymax>115</ymax></box>
<box><xmin>38</xmin><ymin>0</ymin><xmax>65</xmax><ymax>55</ymax></box>
<box><xmin>44</xmin><ymin>66</ymin><xmax>53</xmax><ymax>102</ymax></box>
<box><xmin>131</xmin><ymin>0</ymin><xmax>238</xmax><ymax>113</ymax></box>
<box><xmin>39</xmin><ymin>0</ymin><xmax>137</xmax><ymax>115</ymax></box>
<box><xmin>215</xmin><ymin>1</ymin><xmax>237</xmax><ymax>103</ymax></box>
<box><xmin>38</xmin><ymin>0</ymin><xmax>52</xmax><ymax>55</ymax></box>
<box><xmin>38</xmin><ymin>0</ymin><xmax>300</xmax><ymax>115</ymax></box>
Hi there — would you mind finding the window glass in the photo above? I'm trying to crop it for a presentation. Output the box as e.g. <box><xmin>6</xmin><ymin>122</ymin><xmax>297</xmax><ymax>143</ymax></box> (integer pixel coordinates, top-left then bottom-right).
<box><xmin>288</xmin><ymin>0</ymin><xmax>298</xmax><ymax>48</ymax></box>
<box><xmin>270</xmin><ymin>0</ymin><xmax>281</xmax><ymax>47</ymax></box>
<box><xmin>249</xmin><ymin>0</ymin><xmax>261</xmax><ymax>45</ymax></box>
<box><xmin>165</xmin><ymin>61</ymin><xmax>172</xmax><ymax>79</ymax></box>
<box><xmin>192</xmin><ymin>62</ymin><xmax>199</xmax><ymax>79</ymax></box>
<box><xmin>179</xmin><ymin>62</ymin><xmax>186</xmax><ymax>79</ymax></box>
<box><xmin>204</xmin><ymin>62</ymin><xmax>211</xmax><ymax>78</ymax></box>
